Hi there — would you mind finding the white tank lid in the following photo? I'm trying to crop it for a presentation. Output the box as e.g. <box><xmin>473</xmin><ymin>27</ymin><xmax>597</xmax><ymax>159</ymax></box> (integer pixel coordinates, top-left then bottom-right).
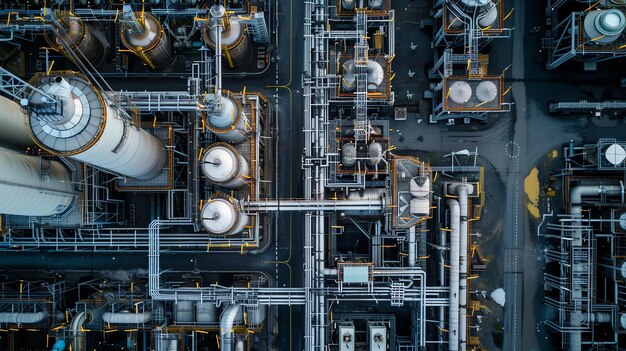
<box><xmin>476</xmin><ymin>80</ymin><xmax>498</xmax><ymax>103</ymax></box>
<box><xmin>201</xmin><ymin>198</ymin><xmax>239</xmax><ymax>234</ymax></box>
<box><xmin>606</xmin><ymin>143</ymin><xmax>626</xmax><ymax>165</ymax></box>
<box><xmin>201</xmin><ymin>145</ymin><xmax>240</xmax><ymax>183</ymax></box>
<box><xmin>461</xmin><ymin>0</ymin><xmax>490</xmax><ymax>7</ymax></box>
<box><xmin>621</xmin><ymin>313</ymin><xmax>626</xmax><ymax>329</ymax></box>
<box><xmin>449</xmin><ymin>81</ymin><xmax>472</xmax><ymax>104</ymax></box>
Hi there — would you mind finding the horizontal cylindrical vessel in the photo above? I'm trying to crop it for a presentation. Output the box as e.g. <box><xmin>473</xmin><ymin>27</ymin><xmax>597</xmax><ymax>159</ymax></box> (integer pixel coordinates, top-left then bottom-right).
<box><xmin>201</xmin><ymin>197</ymin><xmax>249</xmax><ymax>235</ymax></box>
<box><xmin>206</xmin><ymin>94</ymin><xmax>249</xmax><ymax>143</ymax></box>
<box><xmin>120</xmin><ymin>10</ymin><xmax>175</xmax><ymax>70</ymax></box>
<box><xmin>201</xmin><ymin>142</ymin><xmax>250</xmax><ymax>189</ymax></box>
<box><xmin>0</xmin><ymin>95</ymin><xmax>33</xmax><ymax>150</ymax></box>
<box><xmin>0</xmin><ymin>147</ymin><xmax>75</xmax><ymax>217</ymax></box>
<box><xmin>28</xmin><ymin>73</ymin><xmax>166</xmax><ymax>180</ymax></box>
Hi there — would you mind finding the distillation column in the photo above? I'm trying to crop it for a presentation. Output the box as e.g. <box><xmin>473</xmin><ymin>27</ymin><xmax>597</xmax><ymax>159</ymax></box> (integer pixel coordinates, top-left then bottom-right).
<box><xmin>27</xmin><ymin>73</ymin><xmax>166</xmax><ymax>180</ymax></box>
<box><xmin>0</xmin><ymin>147</ymin><xmax>75</xmax><ymax>217</ymax></box>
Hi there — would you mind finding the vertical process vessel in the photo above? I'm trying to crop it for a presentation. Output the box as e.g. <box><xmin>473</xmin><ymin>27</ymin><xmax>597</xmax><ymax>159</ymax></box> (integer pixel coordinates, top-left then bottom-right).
<box><xmin>202</xmin><ymin>6</ymin><xmax>251</xmax><ymax>68</ymax></box>
<box><xmin>46</xmin><ymin>12</ymin><xmax>105</xmax><ymax>66</ymax></box>
<box><xmin>120</xmin><ymin>5</ymin><xmax>175</xmax><ymax>70</ymax></box>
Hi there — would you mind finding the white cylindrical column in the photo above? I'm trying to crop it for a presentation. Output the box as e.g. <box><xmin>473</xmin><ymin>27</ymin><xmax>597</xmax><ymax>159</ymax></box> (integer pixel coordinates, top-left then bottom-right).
<box><xmin>0</xmin><ymin>147</ymin><xmax>75</xmax><ymax>217</ymax></box>
<box><xmin>28</xmin><ymin>73</ymin><xmax>166</xmax><ymax>180</ymax></box>
<box><xmin>0</xmin><ymin>96</ymin><xmax>33</xmax><ymax>150</ymax></box>
<box><xmin>201</xmin><ymin>143</ymin><xmax>250</xmax><ymax>189</ymax></box>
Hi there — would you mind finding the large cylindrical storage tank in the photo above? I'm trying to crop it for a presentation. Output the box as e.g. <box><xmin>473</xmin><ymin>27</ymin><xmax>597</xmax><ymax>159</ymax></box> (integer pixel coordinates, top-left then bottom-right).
<box><xmin>584</xmin><ymin>9</ymin><xmax>626</xmax><ymax>44</ymax></box>
<box><xmin>202</xmin><ymin>14</ymin><xmax>251</xmax><ymax>68</ymax></box>
<box><xmin>46</xmin><ymin>13</ymin><xmax>104</xmax><ymax>66</ymax></box>
<box><xmin>201</xmin><ymin>143</ymin><xmax>250</xmax><ymax>189</ymax></box>
<box><xmin>28</xmin><ymin>73</ymin><xmax>166</xmax><ymax>180</ymax></box>
<box><xmin>195</xmin><ymin>302</ymin><xmax>219</xmax><ymax>324</ymax></box>
<box><xmin>0</xmin><ymin>148</ymin><xmax>75</xmax><ymax>217</ymax></box>
<box><xmin>206</xmin><ymin>94</ymin><xmax>249</xmax><ymax>143</ymax></box>
<box><xmin>120</xmin><ymin>9</ymin><xmax>175</xmax><ymax>70</ymax></box>
<box><xmin>0</xmin><ymin>95</ymin><xmax>33</xmax><ymax>150</ymax></box>
<box><xmin>201</xmin><ymin>197</ymin><xmax>249</xmax><ymax>235</ymax></box>
<box><xmin>175</xmin><ymin>301</ymin><xmax>194</xmax><ymax>324</ymax></box>
<box><xmin>245</xmin><ymin>305</ymin><xmax>266</xmax><ymax>326</ymax></box>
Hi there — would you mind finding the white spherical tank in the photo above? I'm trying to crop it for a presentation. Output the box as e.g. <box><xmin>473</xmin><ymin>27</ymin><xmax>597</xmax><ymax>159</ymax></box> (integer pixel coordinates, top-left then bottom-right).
<box><xmin>0</xmin><ymin>95</ymin><xmax>33</xmax><ymax>150</ymax></box>
<box><xmin>201</xmin><ymin>143</ymin><xmax>250</xmax><ymax>189</ymax></box>
<box><xmin>476</xmin><ymin>80</ymin><xmax>498</xmax><ymax>103</ymax></box>
<box><xmin>584</xmin><ymin>9</ymin><xmax>626</xmax><ymax>44</ymax></box>
<box><xmin>367</xmin><ymin>142</ymin><xmax>383</xmax><ymax>167</ymax></box>
<box><xmin>201</xmin><ymin>197</ymin><xmax>249</xmax><ymax>235</ymax></box>
<box><xmin>206</xmin><ymin>94</ymin><xmax>249</xmax><ymax>143</ymax></box>
<box><xmin>0</xmin><ymin>147</ymin><xmax>75</xmax><ymax>217</ymax></box>
<box><xmin>28</xmin><ymin>73</ymin><xmax>166</xmax><ymax>180</ymax></box>
<box><xmin>120</xmin><ymin>9</ymin><xmax>175</xmax><ymax>70</ymax></box>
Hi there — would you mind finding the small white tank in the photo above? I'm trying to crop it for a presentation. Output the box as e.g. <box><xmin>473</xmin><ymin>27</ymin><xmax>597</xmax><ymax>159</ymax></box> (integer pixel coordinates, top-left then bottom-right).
<box><xmin>201</xmin><ymin>143</ymin><xmax>250</xmax><ymax>189</ymax></box>
<box><xmin>584</xmin><ymin>9</ymin><xmax>626</xmax><ymax>44</ymax></box>
<box><xmin>201</xmin><ymin>197</ymin><xmax>249</xmax><ymax>235</ymax></box>
<box><xmin>410</xmin><ymin>198</ymin><xmax>430</xmax><ymax>216</ymax></box>
<box><xmin>367</xmin><ymin>142</ymin><xmax>383</xmax><ymax>167</ymax></box>
<box><xmin>476</xmin><ymin>80</ymin><xmax>498</xmax><ymax>103</ymax></box>
<box><xmin>206</xmin><ymin>94</ymin><xmax>249</xmax><ymax>144</ymax></box>
<box><xmin>410</xmin><ymin>176</ymin><xmax>431</xmax><ymax>198</ymax></box>
<box><xmin>342</xmin><ymin>143</ymin><xmax>357</xmax><ymax>167</ymax></box>
<box><xmin>449</xmin><ymin>81</ymin><xmax>472</xmax><ymax>104</ymax></box>
<box><xmin>175</xmin><ymin>301</ymin><xmax>194</xmax><ymax>324</ymax></box>
<box><xmin>342</xmin><ymin>0</ymin><xmax>356</xmax><ymax>10</ymax></box>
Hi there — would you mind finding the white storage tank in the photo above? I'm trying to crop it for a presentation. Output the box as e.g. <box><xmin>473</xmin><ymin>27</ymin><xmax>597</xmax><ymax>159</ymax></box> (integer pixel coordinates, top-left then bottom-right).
<box><xmin>46</xmin><ymin>13</ymin><xmax>105</xmax><ymax>66</ymax></box>
<box><xmin>476</xmin><ymin>80</ymin><xmax>498</xmax><ymax>103</ymax></box>
<box><xmin>120</xmin><ymin>7</ymin><xmax>175</xmax><ymax>70</ymax></box>
<box><xmin>449</xmin><ymin>81</ymin><xmax>472</xmax><ymax>104</ymax></box>
<box><xmin>202</xmin><ymin>5</ymin><xmax>251</xmax><ymax>68</ymax></box>
<box><xmin>201</xmin><ymin>197</ymin><xmax>250</xmax><ymax>235</ymax></box>
<box><xmin>201</xmin><ymin>143</ymin><xmax>250</xmax><ymax>189</ymax></box>
<box><xmin>206</xmin><ymin>93</ymin><xmax>249</xmax><ymax>143</ymax></box>
<box><xmin>175</xmin><ymin>301</ymin><xmax>194</xmax><ymax>324</ymax></box>
<box><xmin>584</xmin><ymin>9</ymin><xmax>626</xmax><ymax>44</ymax></box>
<box><xmin>0</xmin><ymin>147</ymin><xmax>75</xmax><ymax>217</ymax></box>
<box><xmin>28</xmin><ymin>73</ymin><xmax>166</xmax><ymax>180</ymax></box>
<box><xmin>245</xmin><ymin>305</ymin><xmax>266</xmax><ymax>326</ymax></box>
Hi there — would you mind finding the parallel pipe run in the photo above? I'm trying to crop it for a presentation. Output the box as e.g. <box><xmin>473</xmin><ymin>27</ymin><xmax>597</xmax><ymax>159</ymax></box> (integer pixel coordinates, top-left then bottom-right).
<box><xmin>568</xmin><ymin>184</ymin><xmax>621</xmax><ymax>351</ymax></box>
<box><xmin>408</xmin><ymin>225</ymin><xmax>417</xmax><ymax>267</ymax></box>
<box><xmin>243</xmin><ymin>199</ymin><xmax>385</xmax><ymax>212</ymax></box>
<box><xmin>447</xmin><ymin>199</ymin><xmax>461</xmax><ymax>351</ymax></box>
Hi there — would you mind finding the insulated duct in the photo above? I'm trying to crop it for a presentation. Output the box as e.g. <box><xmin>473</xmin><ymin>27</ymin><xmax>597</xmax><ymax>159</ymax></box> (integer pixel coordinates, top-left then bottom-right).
<box><xmin>220</xmin><ymin>304</ymin><xmax>241</xmax><ymax>351</ymax></box>
<box><xmin>102</xmin><ymin>311</ymin><xmax>152</xmax><ymax>324</ymax></box>
<box><xmin>447</xmin><ymin>199</ymin><xmax>460</xmax><ymax>351</ymax></box>
<box><xmin>0</xmin><ymin>311</ymin><xmax>47</xmax><ymax>324</ymax></box>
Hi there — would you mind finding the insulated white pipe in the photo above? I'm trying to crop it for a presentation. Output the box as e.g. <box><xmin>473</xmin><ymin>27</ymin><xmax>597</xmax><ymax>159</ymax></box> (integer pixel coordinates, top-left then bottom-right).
<box><xmin>0</xmin><ymin>311</ymin><xmax>46</xmax><ymax>324</ymax></box>
<box><xmin>408</xmin><ymin>225</ymin><xmax>417</xmax><ymax>267</ymax></box>
<box><xmin>70</xmin><ymin>311</ymin><xmax>87</xmax><ymax>351</ymax></box>
<box><xmin>569</xmin><ymin>184</ymin><xmax>621</xmax><ymax>351</ymax></box>
<box><xmin>102</xmin><ymin>311</ymin><xmax>152</xmax><ymax>324</ymax></box>
<box><xmin>452</xmin><ymin>184</ymin><xmax>470</xmax><ymax>351</ymax></box>
<box><xmin>447</xmin><ymin>199</ymin><xmax>460</xmax><ymax>351</ymax></box>
<box><xmin>220</xmin><ymin>304</ymin><xmax>240</xmax><ymax>351</ymax></box>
